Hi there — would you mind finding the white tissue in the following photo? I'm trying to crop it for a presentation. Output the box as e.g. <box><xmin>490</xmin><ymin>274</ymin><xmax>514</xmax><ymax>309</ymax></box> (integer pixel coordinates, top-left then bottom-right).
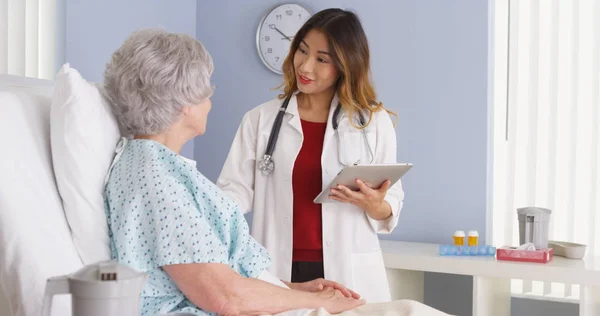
<box><xmin>516</xmin><ymin>243</ymin><xmax>537</xmax><ymax>251</ymax></box>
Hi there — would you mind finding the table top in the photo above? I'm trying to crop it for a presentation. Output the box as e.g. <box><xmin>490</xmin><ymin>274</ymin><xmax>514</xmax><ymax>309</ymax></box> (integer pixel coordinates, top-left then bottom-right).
<box><xmin>381</xmin><ymin>240</ymin><xmax>600</xmax><ymax>286</ymax></box>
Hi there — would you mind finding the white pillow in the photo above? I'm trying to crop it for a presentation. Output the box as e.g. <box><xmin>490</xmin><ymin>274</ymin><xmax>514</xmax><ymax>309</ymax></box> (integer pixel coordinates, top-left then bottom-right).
<box><xmin>50</xmin><ymin>64</ymin><xmax>120</xmax><ymax>264</ymax></box>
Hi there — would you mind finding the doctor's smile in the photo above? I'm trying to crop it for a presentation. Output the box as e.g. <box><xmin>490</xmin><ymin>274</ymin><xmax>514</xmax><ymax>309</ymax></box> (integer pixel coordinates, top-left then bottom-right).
<box><xmin>298</xmin><ymin>75</ymin><xmax>313</xmax><ymax>85</ymax></box>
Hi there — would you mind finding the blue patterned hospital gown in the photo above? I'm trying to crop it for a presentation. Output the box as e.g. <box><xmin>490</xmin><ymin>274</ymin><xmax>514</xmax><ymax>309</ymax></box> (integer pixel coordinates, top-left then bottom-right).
<box><xmin>104</xmin><ymin>139</ymin><xmax>272</xmax><ymax>316</ymax></box>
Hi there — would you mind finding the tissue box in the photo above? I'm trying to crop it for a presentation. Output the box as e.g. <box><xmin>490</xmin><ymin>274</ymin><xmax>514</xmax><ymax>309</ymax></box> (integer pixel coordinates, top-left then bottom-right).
<box><xmin>497</xmin><ymin>247</ymin><xmax>553</xmax><ymax>263</ymax></box>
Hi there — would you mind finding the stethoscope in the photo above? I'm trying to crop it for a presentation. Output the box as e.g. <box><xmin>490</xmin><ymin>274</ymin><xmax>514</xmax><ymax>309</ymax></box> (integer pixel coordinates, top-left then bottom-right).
<box><xmin>257</xmin><ymin>95</ymin><xmax>374</xmax><ymax>176</ymax></box>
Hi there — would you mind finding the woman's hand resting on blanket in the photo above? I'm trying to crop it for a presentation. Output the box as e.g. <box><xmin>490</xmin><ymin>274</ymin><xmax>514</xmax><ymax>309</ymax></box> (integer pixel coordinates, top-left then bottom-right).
<box><xmin>288</xmin><ymin>278</ymin><xmax>361</xmax><ymax>299</ymax></box>
<box><xmin>316</xmin><ymin>286</ymin><xmax>366</xmax><ymax>314</ymax></box>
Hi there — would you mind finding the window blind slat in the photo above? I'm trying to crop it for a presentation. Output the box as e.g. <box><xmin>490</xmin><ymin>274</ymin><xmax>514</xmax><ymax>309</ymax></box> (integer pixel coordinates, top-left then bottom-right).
<box><xmin>0</xmin><ymin>0</ymin><xmax>8</xmax><ymax>73</ymax></box>
<box><xmin>7</xmin><ymin>0</ymin><xmax>25</xmax><ymax>76</ymax></box>
<box><xmin>38</xmin><ymin>0</ymin><xmax>55</xmax><ymax>79</ymax></box>
<box><xmin>25</xmin><ymin>0</ymin><xmax>39</xmax><ymax>78</ymax></box>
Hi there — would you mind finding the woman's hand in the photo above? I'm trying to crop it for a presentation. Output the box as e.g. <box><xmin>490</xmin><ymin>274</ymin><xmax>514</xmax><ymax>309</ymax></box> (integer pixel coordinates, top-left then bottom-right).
<box><xmin>289</xmin><ymin>278</ymin><xmax>361</xmax><ymax>299</ymax></box>
<box><xmin>329</xmin><ymin>179</ymin><xmax>393</xmax><ymax>220</ymax></box>
<box><xmin>316</xmin><ymin>287</ymin><xmax>365</xmax><ymax>314</ymax></box>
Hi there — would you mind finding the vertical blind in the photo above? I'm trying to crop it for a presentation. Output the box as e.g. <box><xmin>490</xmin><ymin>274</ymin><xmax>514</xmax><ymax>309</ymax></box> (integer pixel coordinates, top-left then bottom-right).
<box><xmin>0</xmin><ymin>0</ymin><xmax>56</xmax><ymax>80</ymax></box>
<box><xmin>493</xmin><ymin>0</ymin><xmax>600</xmax><ymax>299</ymax></box>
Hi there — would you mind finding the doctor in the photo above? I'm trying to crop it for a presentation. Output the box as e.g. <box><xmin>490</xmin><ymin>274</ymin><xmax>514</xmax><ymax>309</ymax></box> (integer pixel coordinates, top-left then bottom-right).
<box><xmin>217</xmin><ymin>8</ymin><xmax>404</xmax><ymax>303</ymax></box>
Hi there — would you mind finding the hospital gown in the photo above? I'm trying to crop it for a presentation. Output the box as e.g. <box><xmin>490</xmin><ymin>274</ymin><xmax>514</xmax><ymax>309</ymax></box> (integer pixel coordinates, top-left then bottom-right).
<box><xmin>104</xmin><ymin>139</ymin><xmax>272</xmax><ymax>316</ymax></box>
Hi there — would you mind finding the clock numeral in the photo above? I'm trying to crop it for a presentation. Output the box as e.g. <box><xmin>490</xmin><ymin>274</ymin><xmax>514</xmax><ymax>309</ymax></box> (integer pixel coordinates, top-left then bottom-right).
<box><xmin>275</xmin><ymin>57</ymin><xmax>280</xmax><ymax>62</ymax></box>
<box><xmin>265</xmin><ymin>36</ymin><xmax>270</xmax><ymax>41</ymax></box>
<box><xmin>276</xmin><ymin>14</ymin><xmax>282</xmax><ymax>20</ymax></box>
<box><xmin>286</xmin><ymin>10</ymin><xmax>293</xmax><ymax>16</ymax></box>
<box><xmin>267</xmin><ymin>48</ymin><xmax>273</xmax><ymax>54</ymax></box>
<box><xmin>298</xmin><ymin>13</ymin><xmax>302</xmax><ymax>19</ymax></box>
<box><xmin>269</xmin><ymin>24</ymin><xmax>276</xmax><ymax>29</ymax></box>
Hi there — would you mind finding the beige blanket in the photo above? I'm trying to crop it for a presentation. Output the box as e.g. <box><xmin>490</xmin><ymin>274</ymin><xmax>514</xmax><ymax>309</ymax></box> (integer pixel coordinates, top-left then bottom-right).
<box><xmin>305</xmin><ymin>300</ymin><xmax>453</xmax><ymax>316</ymax></box>
<box><xmin>257</xmin><ymin>270</ymin><xmax>452</xmax><ymax>316</ymax></box>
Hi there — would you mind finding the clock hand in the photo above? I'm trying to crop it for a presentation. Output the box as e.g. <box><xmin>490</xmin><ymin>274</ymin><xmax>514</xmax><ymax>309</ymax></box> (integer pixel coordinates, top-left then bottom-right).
<box><xmin>274</xmin><ymin>26</ymin><xmax>292</xmax><ymax>41</ymax></box>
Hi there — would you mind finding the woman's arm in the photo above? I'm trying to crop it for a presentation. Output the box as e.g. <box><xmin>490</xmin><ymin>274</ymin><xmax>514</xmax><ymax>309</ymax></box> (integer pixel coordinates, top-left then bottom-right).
<box><xmin>164</xmin><ymin>263</ymin><xmax>364</xmax><ymax>315</ymax></box>
<box><xmin>370</xmin><ymin>110</ymin><xmax>405</xmax><ymax>232</ymax></box>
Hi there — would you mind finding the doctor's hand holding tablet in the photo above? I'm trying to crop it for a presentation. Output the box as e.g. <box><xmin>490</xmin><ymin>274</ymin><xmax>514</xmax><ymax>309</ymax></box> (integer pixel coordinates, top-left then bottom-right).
<box><xmin>323</xmin><ymin>163</ymin><xmax>412</xmax><ymax>219</ymax></box>
<box><xmin>217</xmin><ymin>5</ymin><xmax>411</xmax><ymax>303</ymax></box>
<box><xmin>330</xmin><ymin>178</ymin><xmax>393</xmax><ymax>219</ymax></box>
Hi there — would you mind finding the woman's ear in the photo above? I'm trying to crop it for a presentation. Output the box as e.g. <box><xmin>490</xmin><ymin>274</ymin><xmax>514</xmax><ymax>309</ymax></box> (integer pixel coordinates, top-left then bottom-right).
<box><xmin>181</xmin><ymin>106</ymin><xmax>190</xmax><ymax>116</ymax></box>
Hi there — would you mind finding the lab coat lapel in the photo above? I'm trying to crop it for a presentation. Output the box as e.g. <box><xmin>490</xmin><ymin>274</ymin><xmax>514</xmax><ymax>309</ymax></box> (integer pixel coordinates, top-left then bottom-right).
<box><xmin>285</xmin><ymin>94</ymin><xmax>303</xmax><ymax>135</ymax></box>
<box><xmin>322</xmin><ymin>94</ymin><xmax>339</xmax><ymax>153</ymax></box>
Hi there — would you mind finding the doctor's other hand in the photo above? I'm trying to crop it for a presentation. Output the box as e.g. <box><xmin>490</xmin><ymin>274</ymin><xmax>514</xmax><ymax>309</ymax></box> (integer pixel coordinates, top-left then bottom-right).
<box><xmin>316</xmin><ymin>287</ymin><xmax>366</xmax><ymax>314</ymax></box>
<box><xmin>329</xmin><ymin>179</ymin><xmax>393</xmax><ymax>220</ymax></box>
<box><xmin>291</xmin><ymin>278</ymin><xmax>361</xmax><ymax>299</ymax></box>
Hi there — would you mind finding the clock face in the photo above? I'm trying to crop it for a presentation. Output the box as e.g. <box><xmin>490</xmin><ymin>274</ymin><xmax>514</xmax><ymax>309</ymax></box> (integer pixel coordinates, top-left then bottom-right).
<box><xmin>256</xmin><ymin>4</ymin><xmax>312</xmax><ymax>74</ymax></box>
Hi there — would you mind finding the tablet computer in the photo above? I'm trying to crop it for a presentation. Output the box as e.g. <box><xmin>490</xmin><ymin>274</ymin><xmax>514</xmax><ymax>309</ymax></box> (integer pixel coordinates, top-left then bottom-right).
<box><xmin>313</xmin><ymin>163</ymin><xmax>413</xmax><ymax>204</ymax></box>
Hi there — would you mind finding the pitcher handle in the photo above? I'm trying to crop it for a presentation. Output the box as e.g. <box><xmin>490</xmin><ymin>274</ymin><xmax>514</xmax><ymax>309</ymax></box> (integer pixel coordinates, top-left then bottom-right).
<box><xmin>41</xmin><ymin>276</ymin><xmax>70</xmax><ymax>316</ymax></box>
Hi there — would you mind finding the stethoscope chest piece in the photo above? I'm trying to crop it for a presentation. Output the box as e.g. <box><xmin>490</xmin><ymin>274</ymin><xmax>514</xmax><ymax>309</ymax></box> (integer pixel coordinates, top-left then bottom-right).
<box><xmin>257</xmin><ymin>154</ymin><xmax>275</xmax><ymax>176</ymax></box>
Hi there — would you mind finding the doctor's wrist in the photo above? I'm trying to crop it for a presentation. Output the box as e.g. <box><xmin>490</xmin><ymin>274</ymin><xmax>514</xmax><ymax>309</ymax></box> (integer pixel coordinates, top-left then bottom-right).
<box><xmin>365</xmin><ymin>201</ymin><xmax>392</xmax><ymax>220</ymax></box>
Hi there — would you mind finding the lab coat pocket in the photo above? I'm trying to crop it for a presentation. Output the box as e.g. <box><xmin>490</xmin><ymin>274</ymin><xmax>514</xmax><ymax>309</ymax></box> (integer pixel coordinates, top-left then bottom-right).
<box><xmin>338</xmin><ymin>130</ymin><xmax>364</xmax><ymax>166</ymax></box>
<box><xmin>364</xmin><ymin>130</ymin><xmax>376</xmax><ymax>164</ymax></box>
<box><xmin>350</xmin><ymin>249</ymin><xmax>391</xmax><ymax>303</ymax></box>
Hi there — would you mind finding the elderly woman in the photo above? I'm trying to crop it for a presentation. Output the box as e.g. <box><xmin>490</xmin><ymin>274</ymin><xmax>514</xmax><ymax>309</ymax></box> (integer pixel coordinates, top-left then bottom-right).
<box><xmin>103</xmin><ymin>28</ymin><xmax>364</xmax><ymax>316</ymax></box>
<box><xmin>103</xmin><ymin>29</ymin><xmax>451</xmax><ymax>316</ymax></box>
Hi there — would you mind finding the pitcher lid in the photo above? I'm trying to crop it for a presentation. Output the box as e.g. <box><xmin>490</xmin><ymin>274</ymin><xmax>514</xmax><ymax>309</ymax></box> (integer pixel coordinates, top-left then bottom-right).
<box><xmin>517</xmin><ymin>207</ymin><xmax>552</xmax><ymax>216</ymax></box>
<box><xmin>71</xmin><ymin>260</ymin><xmax>145</xmax><ymax>283</ymax></box>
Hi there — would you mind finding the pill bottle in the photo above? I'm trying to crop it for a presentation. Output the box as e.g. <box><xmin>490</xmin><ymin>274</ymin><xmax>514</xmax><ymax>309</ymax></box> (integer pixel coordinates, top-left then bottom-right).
<box><xmin>453</xmin><ymin>230</ymin><xmax>465</xmax><ymax>246</ymax></box>
<box><xmin>468</xmin><ymin>230</ymin><xmax>479</xmax><ymax>246</ymax></box>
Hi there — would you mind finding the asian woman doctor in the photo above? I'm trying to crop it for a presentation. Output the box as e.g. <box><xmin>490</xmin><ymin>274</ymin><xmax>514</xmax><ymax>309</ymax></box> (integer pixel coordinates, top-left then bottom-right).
<box><xmin>217</xmin><ymin>8</ymin><xmax>404</xmax><ymax>303</ymax></box>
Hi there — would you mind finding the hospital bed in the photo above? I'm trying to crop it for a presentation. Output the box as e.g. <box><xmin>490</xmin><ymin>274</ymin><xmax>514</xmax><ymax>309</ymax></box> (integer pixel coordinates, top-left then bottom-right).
<box><xmin>0</xmin><ymin>74</ymin><xmax>82</xmax><ymax>316</ymax></box>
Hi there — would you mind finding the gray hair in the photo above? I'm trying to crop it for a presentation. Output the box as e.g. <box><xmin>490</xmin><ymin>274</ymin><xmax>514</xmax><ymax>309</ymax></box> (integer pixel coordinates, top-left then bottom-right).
<box><xmin>104</xmin><ymin>28</ymin><xmax>214</xmax><ymax>136</ymax></box>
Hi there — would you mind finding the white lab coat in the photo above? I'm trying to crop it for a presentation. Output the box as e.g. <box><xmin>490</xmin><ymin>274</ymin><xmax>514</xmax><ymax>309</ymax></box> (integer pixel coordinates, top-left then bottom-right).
<box><xmin>216</xmin><ymin>94</ymin><xmax>404</xmax><ymax>303</ymax></box>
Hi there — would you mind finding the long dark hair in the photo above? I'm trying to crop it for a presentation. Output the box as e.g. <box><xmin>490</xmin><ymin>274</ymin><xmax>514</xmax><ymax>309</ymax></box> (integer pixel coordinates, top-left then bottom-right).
<box><xmin>278</xmin><ymin>8</ymin><xmax>396</xmax><ymax>128</ymax></box>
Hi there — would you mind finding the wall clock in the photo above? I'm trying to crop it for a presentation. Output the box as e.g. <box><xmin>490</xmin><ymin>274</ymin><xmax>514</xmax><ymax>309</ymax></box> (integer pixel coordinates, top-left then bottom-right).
<box><xmin>256</xmin><ymin>4</ymin><xmax>312</xmax><ymax>74</ymax></box>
